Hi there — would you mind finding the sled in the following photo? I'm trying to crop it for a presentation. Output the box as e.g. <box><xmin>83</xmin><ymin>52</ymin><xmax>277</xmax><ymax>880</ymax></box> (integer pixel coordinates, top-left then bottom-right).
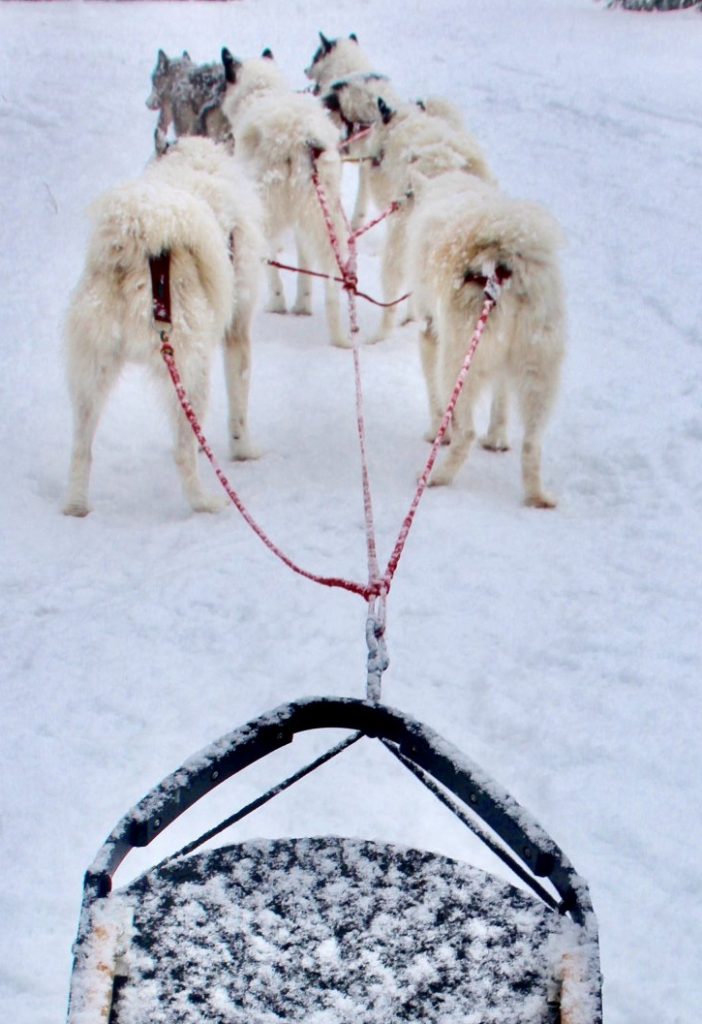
<box><xmin>66</xmin><ymin>697</ymin><xmax>602</xmax><ymax>1024</ymax></box>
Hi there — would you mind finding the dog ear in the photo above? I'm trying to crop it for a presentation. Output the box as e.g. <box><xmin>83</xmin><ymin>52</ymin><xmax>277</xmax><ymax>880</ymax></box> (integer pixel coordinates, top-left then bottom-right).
<box><xmin>182</xmin><ymin>50</ymin><xmax>191</xmax><ymax>61</ymax></box>
<box><xmin>157</xmin><ymin>49</ymin><xmax>169</xmax><ymax>71</ymax></box>
<box><xmin>378</xmin><ymin>97</ymin><xmax>395</xmax><ymax>125</ymax></box>
<box><xmin>349</xmin><ymin>33</ymin><xmax>358</xmax><ymax>43</ymax></box>
<box><xmin>222</xmin><ymin>48</ymin><xmax>241</xmax><ymax>84</ymax></box>
<box><xmin>261</xmin><ymin>48</ymin><xmax>274</xmax><ymax>60</ymax></box>
<box><xmin>319</xmin><ymin>32</ymin><xmax>334</xmax><ymax>54</ymax></box>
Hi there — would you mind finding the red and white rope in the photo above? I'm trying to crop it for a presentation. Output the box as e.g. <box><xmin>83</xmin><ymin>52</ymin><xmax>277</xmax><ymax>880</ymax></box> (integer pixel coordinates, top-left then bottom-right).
<box><xmin>160</xmin><ymin>336</ymin><xmax>376</xmax><ymax>601</ymax></box>
<box><xmin>158</xmin><ymin>152</ymin><xmax>506</xmax><ymax>700</ymax></box>
<box><xmin>382</xmin><ymin>288</ymin><xmax>501</xmax><ymax>588</ymax></box>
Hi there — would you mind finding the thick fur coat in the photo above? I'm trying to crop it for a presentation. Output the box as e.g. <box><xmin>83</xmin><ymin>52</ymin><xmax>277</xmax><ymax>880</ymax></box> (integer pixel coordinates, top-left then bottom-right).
<box><xmin>146</xmin><ymin>50</ymin><xmax>231</xmax><ymax>155</ymax></box>
<box><xmin>407</xmin><ymin>173</ymin><xmax>566</xmax><ymax>508</ymax></box>
<box><xmin>221</xmin><ymin>52</ymin><xmax>349</xmax><ymax>346</ymax></box>
<box><xmin>323</xmin><ymin>81</ymin><xmax>493</xmax><ymax>341</ymax></box>
<box><xmin>63</xmin><ymin>138</ymin><xmax>265</xmax><ymax>516</ymax></box>
<box><xmin>304</xmin><ymin>33</ymin><xmax>373</xmax><ymax>94</ymax></box>
<box><xmin>305</xmin><ymin>34</ymin><xmax>395</xmax><ymax>230</ymax></box>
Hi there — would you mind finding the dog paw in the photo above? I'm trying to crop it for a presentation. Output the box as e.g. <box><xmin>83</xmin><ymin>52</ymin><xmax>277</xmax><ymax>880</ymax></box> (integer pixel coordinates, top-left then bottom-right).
<box><xmin>481</xmin><ymin>435</ymin><xmax>510</xmax><ymax>452</ymax></box>
<box><xmin>524</xmin><ymin>493</ymin><xmax>557</xmax><ymax>510</ymax></box>
<box><xmin>291</xmin><ymin>304</ymin><xmax>313</xmax><ymax>317</ymax></box>
<box><xmin>423</xmin><ymin>428</ymin><xmax>450</xmax><ymax>445</ymax></box>
<box><xmin>330</xmin><ymin>334</ymin><xmax>354</xmax><ymax>349</ymax></box>
<box><xmin>191</xmin><ymin>493</ymin><xmax>227</xmax><ymax>514</ymax></box>
<box><xmin>62</xmin><ymin>501</ymin><xmax>90</xmax><ymax>518</ymax></box>
<box><xmin>266</xmin><ymin>299</ymin><xmax>287</xmax><ymax>314</ymax></box>
<box><xmin>368</xmin><ymin>329</ymin><xmax>390</xmax><ymax>345</ymax></box>
<box><xmin>425</xmin><ymin>458</ymin><xmax>457</xmax><ymax>486</ymax></box>
<box><xmin>230</xmin><ymin>441</ymin><xmax>262</xmax><ymax>461</ymax></box>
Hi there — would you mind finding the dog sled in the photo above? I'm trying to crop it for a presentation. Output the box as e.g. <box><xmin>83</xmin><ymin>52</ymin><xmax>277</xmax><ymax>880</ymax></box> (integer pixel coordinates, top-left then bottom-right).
<box><xmin>66</xmin><ymin>696</ymin><xmax>602</xmax><ymax>1024</ymax></box>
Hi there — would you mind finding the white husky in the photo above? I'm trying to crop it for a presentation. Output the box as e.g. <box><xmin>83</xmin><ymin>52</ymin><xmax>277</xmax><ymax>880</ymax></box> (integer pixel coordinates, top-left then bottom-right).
<box><xmin>63</xmin><ymin>137</ymin><xmax>265</xmax><ymax>516</ymax></box>
<box><xmin>323</xmin><ymin>83</ymin><xmax>494</xmax><ymax>342</ymax></box>
<box><xmin>304</xmin><ymin>32</ymin><xmax>372</xmax><ymax>93</ymax></box>
<box><xmin>408</xmin><ymin>173</ymin><xmax>566</xmax><ymax>508</ymax></box>
<box><xmin>304</xmin><ymin>33</ymin><xmax>393</xmax><ymax>230</ymax></box>
<box><xmin>220</xmin><ymin>49</ymin><xmax>350</xmax><ymax>347</ymax></box>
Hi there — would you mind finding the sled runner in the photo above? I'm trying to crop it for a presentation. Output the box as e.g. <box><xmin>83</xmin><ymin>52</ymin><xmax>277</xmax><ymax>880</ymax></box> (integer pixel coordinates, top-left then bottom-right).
<box><xmin>66</xmin><ymin>697</ymin><xmax>602</xmax><ymax>1024</ymax></box>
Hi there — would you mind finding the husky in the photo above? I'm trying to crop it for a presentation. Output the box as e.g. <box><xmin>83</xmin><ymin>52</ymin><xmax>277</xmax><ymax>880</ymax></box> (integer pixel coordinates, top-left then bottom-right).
<box><xmin>63</xmin><ymin>138</ymin><xmax>265</xmax><ymax>517</ymax></box>
<box><xmin>304</xmin><ymin>32</ymin><xmax>373</xmax><ymax>94</ymax></box>
<box><xmin>146</xmin><ymin>49</ymin><xmax>230</xmax><ymax>155</ymax></box>
<box><xmin>306</xmin><ymin>33</ymin><xmax>404</xmax><ymax>231</ymax></box>
<box><xmin>323</xmin><ymin>82</ymin><xmax>494</xmax><ymax>342</ymax></box>
<box><xmin>220</xmin><ymin>48</ymin><xmax>349</xmax><ymax>347</ymax></box>
<box><xmin>407</xmin><ymin>173</ymin><xmax>566</xmax><ymax>508</ymax></box>
<box><xmin>306</xmin><ymin>33</ymin><xmax>466</xmax><ymax>230</ymax></box>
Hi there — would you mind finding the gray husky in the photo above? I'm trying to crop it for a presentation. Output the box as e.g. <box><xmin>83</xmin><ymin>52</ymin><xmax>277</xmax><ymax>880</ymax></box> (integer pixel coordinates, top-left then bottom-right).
<box><xmin>146</xmin><ymin>49</ymin><xmax>231</xmax><ymax>155</ymax></box>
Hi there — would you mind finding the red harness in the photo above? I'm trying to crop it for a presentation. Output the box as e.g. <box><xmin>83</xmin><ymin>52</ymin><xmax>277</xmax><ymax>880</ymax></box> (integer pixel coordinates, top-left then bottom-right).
<box><xmin>149</xmin><ymin>235</ymin><xmax>235</xmax><ymax>331</ymax></box>
<box><xmin>149</xmin><ymin>251</ymin><xmax>172</xmax><ymax>324</ymax></box>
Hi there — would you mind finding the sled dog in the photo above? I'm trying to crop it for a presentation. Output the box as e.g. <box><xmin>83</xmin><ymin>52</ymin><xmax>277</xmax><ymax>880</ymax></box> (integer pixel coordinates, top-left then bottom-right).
<box><xmin>323</xmin><ymin>82</ymin><xmax>493</xmax><ymax>342</ymax></box>
<box><xmin>305</xmin><ymin>33</ymin><xmax>464</xmax><ymax>133</ymax></box>
<box><xmin>304</xmin><ymin>32</ymin><xmax>387</xmax><ymax>229</ymax></box>
<box><xmin>146</xmin><ymin>49</ymin><xmax>231</xmax><ymax>155</ymax></box>
<box><xmin>407</xmin><ymin>173</ymin><xmax>565</xmax><ymax>508</ymax></box>
<box><xmin>307</xmin><ymin>33</ymin><xmax>465</xmax><ymax>231</ymax></box>
<box><xmin>221</xmin><ymin>48</ymin><xmax>349</xmax><ymax>346</ymax></box>
<box><xmin>304</xmin><ymin>32</ymin><xmax>373</xmax><ymax>94</ymax></box>
<box><xmin>63</xmin><ymin>138</ymin><xmax>265</xmax><ymax>517</ymax></box>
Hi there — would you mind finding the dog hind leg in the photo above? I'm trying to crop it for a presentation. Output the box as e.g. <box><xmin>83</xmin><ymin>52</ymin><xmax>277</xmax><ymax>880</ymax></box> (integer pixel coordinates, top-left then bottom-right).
<box><xmin>63</xmin><ymin>337</ymin><xmax>123</xmax><ymax>517</ymax></box>
<box><xmin>350</xmin><ymin>162</ymin><xmax>370</xmax><ymax>232</ymax></box>
<box><xmin>371</xmin><ymin>213</ymin><xmax>407</xmax><ymax>343</ymax></box>
<box><xmin>164</xmin><ymin>344</ymin><xmax>224</xmax><ymax>513</ymax></box>
<box><xmin>428</xmin><ymin>391</ymin><xmax>478</xmax><ymax>487</ymax></box>
<box><xmin>223</xmin><ymin>309</ymin><xmax>261</xmax><ymax>462</ymax></box>
<box><xmin>419</xmin><ymin>318</ymin><xmax>448</xmax><ymax>444</ymax></box>
<box><xmin>308</xmin><ymin>197</ymin><xmax>350</xmax><ymax>347</ymax></box>
<box><xmin>427</xmin><ymin>326</ymin><xmax>482</xmax><ymax>486</ymax></box>
<box><xmin>481</xmin><ymin>378</ymin><xmax>511</xmax><ymax>451</ymax></box>
<box><xmin>290</xmin><ymin>230</ymin><xmax>313</xmax><ymax>316</ymax></box>
<box><xmin>517</xmin><ymin>366</ymin><xmax>558</xmax><ymax>509</ymax></box>
<box><xmin>265</xmin><ymin>260</ymin><xmax>287</xmax><ymax>314</ymax></box>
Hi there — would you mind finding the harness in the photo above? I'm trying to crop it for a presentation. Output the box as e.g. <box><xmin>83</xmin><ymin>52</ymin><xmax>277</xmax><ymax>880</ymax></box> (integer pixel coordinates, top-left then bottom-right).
<box><xmin>464</xmin><ymin>264</ymin><xmax>512</xmax><ymax>298</ymax></box>
<box><xmin>149</xmin><ymin>252</ymin><xmax>172</xmax><ymax>325</ymax></box>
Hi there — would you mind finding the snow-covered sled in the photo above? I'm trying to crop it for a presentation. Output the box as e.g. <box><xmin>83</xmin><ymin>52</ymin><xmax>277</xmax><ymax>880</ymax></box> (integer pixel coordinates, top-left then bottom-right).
<box><xmin>66</xmin><ymin>697</ymin><xmax>602</xmax><ymax>1024</ymax></box>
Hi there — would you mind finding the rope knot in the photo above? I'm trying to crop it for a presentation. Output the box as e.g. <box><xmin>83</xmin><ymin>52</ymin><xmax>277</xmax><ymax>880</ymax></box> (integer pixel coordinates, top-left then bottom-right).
<box><xmin>342</xmin><ymin>268</ymin><xmax>359</xmax><ymax>294</ymax></box>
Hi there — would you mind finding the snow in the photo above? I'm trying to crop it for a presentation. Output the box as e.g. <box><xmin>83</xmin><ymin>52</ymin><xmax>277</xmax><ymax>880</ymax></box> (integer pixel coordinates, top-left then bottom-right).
<box><xmin>0</xmin><ymin>2</ymin><xmax>700</xmax><ymax>1023</ymax></box>
<box><xmin>110</xmin><ymin>838</ymin><xmax>568</xmax><ymax>1023</ymax></box>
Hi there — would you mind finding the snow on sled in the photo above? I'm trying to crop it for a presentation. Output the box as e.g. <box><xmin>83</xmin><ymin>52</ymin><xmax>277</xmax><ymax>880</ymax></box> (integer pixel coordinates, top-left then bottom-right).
<box><xmin>66</xmin><ymin>697</ymin><xmax>602</xmax><ymax>1024</ymax></box>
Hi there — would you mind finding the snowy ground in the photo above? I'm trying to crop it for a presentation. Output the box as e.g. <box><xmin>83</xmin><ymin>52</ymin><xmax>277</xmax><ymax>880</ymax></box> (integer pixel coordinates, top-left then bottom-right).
<box><xmin>1</xmin><ymin>2</ymin><xmax>700</xmax><ymax>1022</ymax></box>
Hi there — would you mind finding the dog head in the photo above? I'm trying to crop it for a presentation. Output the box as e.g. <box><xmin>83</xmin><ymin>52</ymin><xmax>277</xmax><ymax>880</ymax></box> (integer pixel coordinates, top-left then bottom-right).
<box><xmin>305</xmin><ymin>32</ymin><xmax>370</xmax><ymax>93</ymax></box>
<box><xmin>322</xmin><ymin>73</ymin><xmax>396</xmax><ymax>136</ymax></box>
<box><xmin>146</xmin><ymin>49</ymin><xmax>193</xmax><ymax>110</ymax></box>
<box><xmin>220</xmin><ymin>47</ymin><xmax>283</xmax><ymax>122</ymax></box>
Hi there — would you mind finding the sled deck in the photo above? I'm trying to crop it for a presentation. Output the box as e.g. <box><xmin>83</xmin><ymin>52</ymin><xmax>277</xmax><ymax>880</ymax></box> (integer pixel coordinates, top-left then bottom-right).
<box><xmin>66</xmin><ymin>697</ymin><xmax>602</xmax><ymax>1024</ymax></box>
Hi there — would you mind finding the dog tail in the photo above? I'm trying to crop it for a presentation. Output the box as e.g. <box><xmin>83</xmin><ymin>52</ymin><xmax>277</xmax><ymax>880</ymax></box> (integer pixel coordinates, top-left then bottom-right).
<box><xmin>86</xmin><ymin>181</ymin><xmax>235</xmax><ymax>333</ymax></box>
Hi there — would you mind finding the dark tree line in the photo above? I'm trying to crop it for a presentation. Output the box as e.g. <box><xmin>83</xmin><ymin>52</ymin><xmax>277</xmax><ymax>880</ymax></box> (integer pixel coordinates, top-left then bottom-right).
<box><xmin>605</xmin><ymin>0</ymin><xmax>700</xmax><ymax>9</ymax></box>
